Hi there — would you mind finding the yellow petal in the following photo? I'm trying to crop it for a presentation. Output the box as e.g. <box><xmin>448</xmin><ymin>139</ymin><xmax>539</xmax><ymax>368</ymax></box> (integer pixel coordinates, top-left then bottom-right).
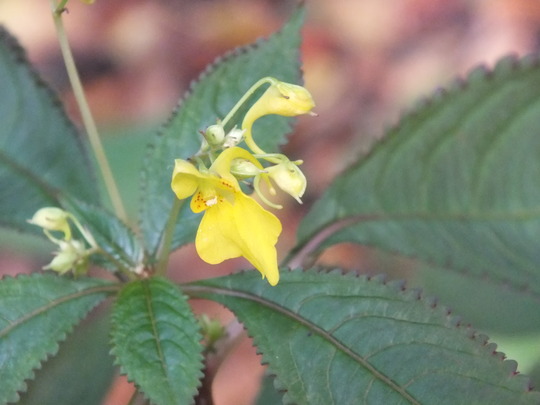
<box><xmin>195</xmin><ymin>192</ymin><xmax>281</xmax><ymax>286</ymax></box>
<box><xmin>171</xmin><ymin>159</ymin><xmax>201</xmax><ymax>199</ymax></box>
<box><xmin>210</xmin><ymin>147</ymin><xmax>262</xmax><ymax>181</ymax></box>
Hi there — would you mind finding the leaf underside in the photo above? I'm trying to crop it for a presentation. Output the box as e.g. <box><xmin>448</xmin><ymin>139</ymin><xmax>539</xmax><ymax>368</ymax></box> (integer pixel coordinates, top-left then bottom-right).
<box><xmin>139</xmin><ymin>6</ymin><xmax>305</xmax><ymax>256</ymax></box>
<box><xmin>0</xmin><ymin>274</ymin><xmax>114</xmax><ymax>404</ymax></box>
<box><xmin>110</xmin><ymin>277</ymin><xmax>204</xmax><ymax>405</ymax></box>
<box><xmin>0</xmin><ymin>27</ymin><xmax>98</xmax><ymax>234</ymax></box>
<box><xmin>297</xmin><ymin>54</ymin><xmax>540</xmax><ymax>299</ymax></box>
<box><xmin>189</xmin><ymin>269</ymin><xmax>540</xmax><ymax>405</ymax></box>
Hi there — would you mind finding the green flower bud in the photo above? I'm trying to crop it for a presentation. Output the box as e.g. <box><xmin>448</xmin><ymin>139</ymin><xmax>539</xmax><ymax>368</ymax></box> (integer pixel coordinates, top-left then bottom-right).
<box><xmin>204</xmin><ymin>124</ymin><xmax>226</xmax><ymax>147</ymax></box>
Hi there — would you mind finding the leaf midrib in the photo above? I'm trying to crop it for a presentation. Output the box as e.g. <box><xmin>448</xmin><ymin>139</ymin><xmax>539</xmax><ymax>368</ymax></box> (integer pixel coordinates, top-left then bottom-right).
<box><xmin>183</xmin><ymin>284</ymin><xmax>422</xmax><ymax>405</ymax></box>
<box><xmin>0</xmin><ymin>149</ymin><xmax>59</xmax><ymax>203</ymax></box>
<box><xmin>0</xmin><ymin>283</ymin><xmax>118</xmax><ymax>338</ymax></box>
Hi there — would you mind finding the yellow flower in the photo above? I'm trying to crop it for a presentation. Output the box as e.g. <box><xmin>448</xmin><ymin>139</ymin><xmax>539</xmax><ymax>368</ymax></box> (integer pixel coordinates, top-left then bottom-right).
<box><xmin>242</xmin><ymin>79</ymin><xmax>315</xmax><ymax>154</ymax></box>
<box><xmin>171</xmin><ymin>147</ymin><xmax>282</xmax><ymax>286</ymax></box>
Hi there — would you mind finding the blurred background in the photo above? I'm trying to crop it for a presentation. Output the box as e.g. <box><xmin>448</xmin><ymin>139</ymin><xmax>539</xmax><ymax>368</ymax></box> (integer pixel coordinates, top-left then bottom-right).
<box><xmin>2</xmin><ymin>0</ymin><xmax>540</xmax><ymax>404</ymax></box>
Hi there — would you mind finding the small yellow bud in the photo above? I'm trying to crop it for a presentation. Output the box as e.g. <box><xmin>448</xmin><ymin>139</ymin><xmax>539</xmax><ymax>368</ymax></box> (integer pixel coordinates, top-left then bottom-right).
<box><xmin>266</xmin><ymin>160</ymin><xmax>306</xmax><ymax>203</ymax></box>
<box><xmin>28</xmin><ymin>207</ymin><xmax>71</xmax><ymax>240</ymax></box>
<box><xmin>241</xmin><ymin>78</ymin><xmax>315</xmax><ymax>155</ymax></box>
<box><xmin>246</xmin><ymin>80</ymin><xmax>315</xmax><ymax>122</ymax></box>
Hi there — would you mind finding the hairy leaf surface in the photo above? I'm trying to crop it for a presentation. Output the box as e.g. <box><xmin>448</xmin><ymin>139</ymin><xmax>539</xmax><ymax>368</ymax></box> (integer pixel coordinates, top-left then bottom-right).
<box><xmin>297</xmin><ymin>55</ymin><xmax>540</xmax><ymax>298</ymax></box>
<box><xmin>0</xmin><ymin>28</ymin><xmax>98</xmax><ymax>233</ymax></box>
<box><xmin>111</xmin><ymin>277</ymin><xmax>203</xmax><ymax>405</ymax></box>
<box><xmin>188</xmin><ymin>270</ymin><xmax>540</xmax><ymax>405</ymax></box>
<box><xmin>139</xmin><ymin>6</ymin><xmax>305</xmax><ymax>256</ymax></box>
<box><xmin>0</xmin><ymin>274</ymin><xmax>115</xmax><ymax>404</ymax></box>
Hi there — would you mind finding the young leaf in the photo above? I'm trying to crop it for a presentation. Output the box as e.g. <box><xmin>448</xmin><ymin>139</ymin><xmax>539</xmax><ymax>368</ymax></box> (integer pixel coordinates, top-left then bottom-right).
<box><xmin>62</xmin><ymin>197</ymin><xmax>144</xmax><ymax>273</ymax></box>
<box><xmin>296</xmin><ymin>55</ymin><xmax>540</xmax><ymax>298</ymax></box>
<box><xmin>0</xmin><ymin>28</ymin><xmax>98</xmax><ymax>234</ymax></box>
<box><xmin>186</xmin><ymin>269</ymin><xmax>540</xmax><ymax>405</ymax></box>
<box><xmin>111</xmin><ymin>277</ymin><xmax>204</xmax><ymax>405</ymax></box>
<box><xmin>139</xmin><ymin>6</ymin><xmax>305</xmax><ymax>256</ymax></box>
<box><xmin>0</xmin><ymin>273</ymin><xmax>116</xmax><ymax>404</ymax></box>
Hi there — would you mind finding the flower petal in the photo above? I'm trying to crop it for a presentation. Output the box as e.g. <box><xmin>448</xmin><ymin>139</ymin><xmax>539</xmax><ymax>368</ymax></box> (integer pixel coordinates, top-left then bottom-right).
<box><xmin>171</xmin><ymin>159</ymin><xmax>202</xmax><ymax>199</ymax></box>
<box><xmin>195</xmin><ymin>192</ymin><xmax>281</xmax><ymax>286</ymax></box>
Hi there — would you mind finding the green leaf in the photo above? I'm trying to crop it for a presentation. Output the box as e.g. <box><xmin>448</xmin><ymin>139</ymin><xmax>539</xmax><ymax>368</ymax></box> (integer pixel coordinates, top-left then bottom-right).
<box><xmin>415</xmin><ymin>265</ymin><xmax>540</xmax><ymax>333</ymax></box>
<box><xmin>255</xmin><ymin>373</ymin><xmax>284</xmax><ymax>405</ymax></box>
<box><xmin>139</xmin><ymin>6</ymin><xmax>305</xmax><ymax>256</ymax></box>
<box><xmin>187</xmin><ymin>269</ymin><xmax>540</xmax><ymax>405</ymax></box>
<box><xmin>111</xmin><ymin>277</ymin><xmax>203</xmax><ymax>405</ymax></box>
<box><xmin>0</xmin><ymin>273</ymin><xmax>116</xmax><ymax>404</ymax></box>
<box><xmin>63</xmin><ymin>198</ymin><xmax>144</xmax><ymax>272</ymax></box>
<box><xmin>0</xmin><ymin>27</ymin><xmax>99</xmax><ymax>234</ymax></box>
<box><xmin>296</xmin><ymin>55</ymin><xmax>540</xmax><ymax>298</ymax></box>
<box><xmin>19</xmin><ymin>311</ymin><xmax>115</xmax><ymax>405</ymax></box>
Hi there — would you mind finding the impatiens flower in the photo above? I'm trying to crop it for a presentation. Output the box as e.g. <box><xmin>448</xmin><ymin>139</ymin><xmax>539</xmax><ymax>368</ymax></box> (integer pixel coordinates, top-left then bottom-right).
<box><xmin>265</xmin><ymin>159</ymin><xmax>307</xmax><ymax>203</ymax></box>
<box><xmin>171</xmin><ymin>147</ymin><xmax>282</xmax><ymax>286</ymax></box>
<box><xmin>44</xmin><ymin>239</ymin><xmax>89</xmax><ymax>275</ymax></box>
<box><xmin>242</xmin><ymin>78</ymin><xmax>316</xmax><ymax>154</ymax></box>
<box><xmin>28</xmin><ymin>207</ymin><xmax>98</xmax><ymax>276</ymax></box>
<box><xmin>28</xmin><ymin>207</ymin><xmax>72</xmax><ymax>240</ymax></box>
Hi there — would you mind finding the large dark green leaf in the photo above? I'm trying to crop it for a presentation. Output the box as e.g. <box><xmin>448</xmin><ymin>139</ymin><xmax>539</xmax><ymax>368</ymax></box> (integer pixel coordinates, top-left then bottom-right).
<box><xmin>296</xmin><ymin>55</ymin><xmax>540</xmax><ymax>298</ymax></box>
<box><xmin>139</xmin><ymin>6</ymin><xmax>305</xmax><ymax>256</ymax></box>
<box><xmin>0</xmin><ymin>274</ymin><xmax>116</xmax><ymax>404</ymax></box>
<box><xmin>110</xmin><ymin>277</ymin><xmax>203</xmax><ymax>405</ymax></box>
<box><xmin>19</xmin><ymin>311</ymin><xmax>115</xmax><ymax>405</ymax></box>
<box><xmin>186</xmin><ymin>269</ymin><xmax>540</xmax><ymax>405</ymax></box>
<box><xmin>0</xmin><ymin>27</ymin><xmax>98</xmax><ymax>233</ymax></box>
<box><xmin>415</xmin><ymin>265</ymin><xmax>540</xmax><ymax>333</ymax></box>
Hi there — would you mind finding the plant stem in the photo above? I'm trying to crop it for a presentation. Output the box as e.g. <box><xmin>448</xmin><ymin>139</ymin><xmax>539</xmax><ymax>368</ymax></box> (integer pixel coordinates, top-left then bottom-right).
<box><xmin>220</xmin><ymin>77</ymin><xmax>274</xmax><ymax>128</ymax></box>
<box><xmin>155</xmin><ymin>199</ymin><xmax>184</xmax><ymax>276</ymax></box>
<box><xmin>51</xmin><ymin>2</ymin><xmax>127</xmax><ymax>221</ymax></box>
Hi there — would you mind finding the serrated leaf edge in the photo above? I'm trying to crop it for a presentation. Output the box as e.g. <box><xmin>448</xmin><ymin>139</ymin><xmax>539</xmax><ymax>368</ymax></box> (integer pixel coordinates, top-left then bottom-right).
<box><xmin>0</xmin><ymin>273</ymin><xmax>117</xmax><ymax>403</ymax></box>
<box><xmin>109</xmin><ymin>278</ymin><xmax>205</xmax><ymax>405</ymax></box>
<box><xmin>184</xmin><ymin>268</ymin><xmax>537</xmax><ymax>404</ymax></box>
<box><xmin>0</xmin><ymin>26</ymin><xmax>98</xmax><ymax>233</ymax></box>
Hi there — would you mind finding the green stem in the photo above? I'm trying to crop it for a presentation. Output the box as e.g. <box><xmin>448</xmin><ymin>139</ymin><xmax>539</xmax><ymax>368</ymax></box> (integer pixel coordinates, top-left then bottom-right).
<box><xmin>155</xmin><ymin>199</ymin><xmax>184</xmax><ymax>276</ymax></box>
<box><xmin>51</xmin><ymin>2</ymin><xmax>127</xmax><ymax>222</ymax></box>
<box><xmin>220</xmin><ymin>77</ymin><xmax>274</xmax><ymax>128</ymax></box>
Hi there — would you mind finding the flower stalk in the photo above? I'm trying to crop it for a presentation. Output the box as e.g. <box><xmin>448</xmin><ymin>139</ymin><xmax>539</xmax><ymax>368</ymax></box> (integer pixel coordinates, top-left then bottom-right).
<box><xmin>50</xmin><ymin>0</ymin><xmax>127</xmax><ymax>221</ymax></box>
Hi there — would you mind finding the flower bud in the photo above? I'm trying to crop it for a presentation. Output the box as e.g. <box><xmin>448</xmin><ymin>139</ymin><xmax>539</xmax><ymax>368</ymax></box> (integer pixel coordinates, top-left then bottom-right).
<box><xmin>28</xmin><ymin>207</ymin><xmax>71</xmax><ymax>240</ymax></box>
<box><xmin>246</xmin><ymin>80</ymin><xmax>315</xmax><ymax>123</ymax></box>
<box><xmin>204</xmin><ymin>124</ymin><xmax>226</xmax><ymax>147</ymax></box>
<box><xmin>43</xmin><ymin>240</ymin><xmax>88</xmax><ymax>275</ymax></box>
<box><xmin>266</xmin><ymin>160</ymin><xmax>306</xmax><ymax>203</ymax></box>
<box><xmin>230</xmin><ymin>158</ymin><xmax>264</xmax><ymax>179</ymax></box>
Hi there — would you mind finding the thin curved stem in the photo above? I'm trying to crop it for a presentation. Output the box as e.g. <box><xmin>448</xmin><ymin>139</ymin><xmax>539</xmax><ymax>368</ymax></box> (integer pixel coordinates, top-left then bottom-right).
<box><xmin>220</xmin><ymin>77</ymin><xmax>274</xmax><ymax>128</ymax></box>
<box><xmin>51</xmin><ymin>2</ymin><xmax>127</xmax><ymax>221</ymax></box>
<box><xmin>155</xmin><ymin>199</ymin><xmax>184</xmax><ymax>276</ymax></box>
